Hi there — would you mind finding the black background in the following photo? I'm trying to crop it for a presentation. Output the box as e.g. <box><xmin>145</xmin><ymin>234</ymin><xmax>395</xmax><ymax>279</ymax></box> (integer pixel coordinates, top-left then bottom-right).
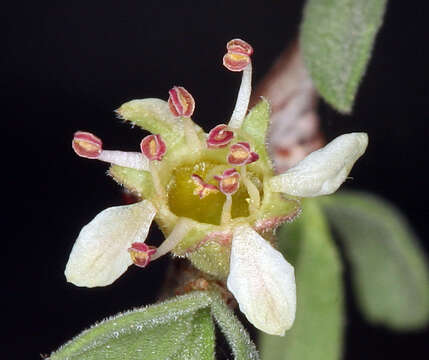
<box><xmin>3</xmin><ymin>1</ymin><xmax>428</xmax><ymax>359</ymax></box>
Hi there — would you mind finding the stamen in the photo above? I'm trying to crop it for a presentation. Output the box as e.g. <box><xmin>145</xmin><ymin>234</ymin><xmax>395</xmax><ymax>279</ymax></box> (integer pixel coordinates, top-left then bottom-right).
<box><xmin>223</xmin><ymin>39</ymin><xmax>253</xmax><ymax>72</ymax></box>
<box><xmin>227</xmin><ymin>142</ymin><xmax>259</xmax><ymax>166</ymax></box>
<box><xmin>72</xmin><ymin>131</ymin><xmax>149</xmax><ymax>170</ymax></box>
<box><xmin>207</xmin><ymin>124</ymin><xmax>234</xmax><ymax>148</ymax></box>
<box><xmin>72</xmin><ymin>131</ymin><xmax>102</xmax><ymax>159</ymax></box>
<box><xmin>98</xmin><ymin>151</ymin><xmax>149</xmax><ymax>170</ymax></box>
<box><xmin>148</xmin><ymin>162</ymin><xmax>165</xmax><ymax>198</ymax></box>
<box><xmin>228</xmin><ymin>63</ymin><xmax>252</xmax><ymax>129</ymax></box>
<box><xmin>214</xmin><ymin>169</ymin><xmax>240</xmax><ymax>225</ymax></box>
<box><xmin>140</xmin><ymin>135</ymin><xmax>167</xmax><ymax>197</ymax></box>
<box><xmin>191</xmin><ymin>174</ymin><xmax>219</xmax><ymax>199</ymax></box>
<box><xmin>214</xmin><ymin>168</ymin><xmax>240</xmax><ymax>195</ymax></box>
<box><xmin>128</xmin><ymin>242</ymin><xmax>157</xmax><ymax>268</ymax></box>
<box><xmin>220</xmin><ymin>195</ymin><xmax>232</xmax><ymax>225</ymax></box>
<box><xmin>222</xmin><ymin>39</ymin><xmax>253</xmax><ymax>129</ymax></box>
<box><xmin>226</xmin><ymin>39</ymin><xmax>254</xmax><ymax>56</ymax></box>
<box><xmin>168</xmin><ymin>86</ymin><xmax>195</xmax><ymax>117</ymax></box>
<box><xmin>168</xmin><ymin>86</ymin><xmax>202</xmax><ymax>152</ymax></box>
<box><xmin>152</xmin><ymin>218</ymin><xmax>193</xmax><ymax>260</ymax></box>
<box><xmin>140</xmin><ymin>134</ymin><xmax>166</xmax><ymax>161</ymax></box>
<box><xmin>240</xmin><ymin>166</ymin><xmax>260</xmax><ymax>213</ymax></box>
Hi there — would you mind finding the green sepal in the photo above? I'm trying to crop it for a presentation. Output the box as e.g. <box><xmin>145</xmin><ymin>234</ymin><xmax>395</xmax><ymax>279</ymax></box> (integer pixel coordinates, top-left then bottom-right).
<box><xmin>170</xmin><ymin>222</ymin><xmax>230</xmax><ymax>279</ymax></box>
<box><xmin>300</xmin><ymin>0</ymin><xmax>387</xmax><ymax>113</ymax></box>
<box><xmin>259</xmin><ymin>200</ymin><xmax>344</xmax><ymax>360</ymax></box>
<box><xmin>255</xmin><ymin>180</ymin><xmax>301</xmax><ymax>232</ymax></box>
<box><xmin>187</xmin><ymin>241</ymin><xmax>231</xmax><ymax>280</ymax></box>
<box><xmin>108</xmin><ymin>165</ymin><xmax>154</xmax><ymax>199</ymax></box>
<box><xmin>320</xmin><ymin>191</ymin><xmax>429</xmax><ymax>330</ymax></box>
<box><xmin>116</xmin><ymin>98</ymin><xmax>186</xmax><ymax>149</ymax></box>
<box><xmin>240</xmin><ymin>98</ymin><xmax>272</xmax><ymax>169</ymax></box>
<box><xmin>49</xmin><ymin>292</ymin><xmax>214</xmax><ymax>360</ymax></box>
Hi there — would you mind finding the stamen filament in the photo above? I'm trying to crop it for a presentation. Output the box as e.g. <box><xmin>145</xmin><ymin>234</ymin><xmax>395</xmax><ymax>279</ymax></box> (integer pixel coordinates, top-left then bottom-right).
<box><xmin>221</xmin><ymin>194</ymin><xmax>233</xmax><ymax>225</ymax></box>
<box><xmin>228</xmin><ymin>63</ymin><xmax>252</xmax><ymax>129</ymax></box>
<box><xmin>98</xmin><ymin>150</ymin><xmax>149</xmax><ymax>171</ymax></box>
<box><xmin>152</xmin><ymin>218</ymin><xmax>192</xmax><ymax>260</ymax></box>
<box><xmin>240</xmin><ymin>166</ymin><xmax>260</xmax><ymax>213</ymax></box>
<box><xmin>149</xmin><ymin>162</ymin><xmax>166</xmax><ymax>198</ymax></box>
<box><xmin>182</xmin><ymin>116</ymin><xmax>203</xmax><ymax>152</ymax></box>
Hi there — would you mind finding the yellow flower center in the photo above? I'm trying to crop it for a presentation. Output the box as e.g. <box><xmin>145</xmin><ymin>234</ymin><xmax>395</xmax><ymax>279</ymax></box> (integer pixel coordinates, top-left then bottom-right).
<box><xmin>167</xmin><ymin>160</ymin><xmax>261</xmax><ymax>225</ymax></box>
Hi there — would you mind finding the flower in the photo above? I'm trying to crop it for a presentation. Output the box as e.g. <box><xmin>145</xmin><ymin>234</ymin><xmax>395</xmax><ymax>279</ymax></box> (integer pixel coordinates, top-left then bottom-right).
<box><xmin>65</xmin><ymin>39</ymin><xmax>368</xmax><ymax>336</ymax></box>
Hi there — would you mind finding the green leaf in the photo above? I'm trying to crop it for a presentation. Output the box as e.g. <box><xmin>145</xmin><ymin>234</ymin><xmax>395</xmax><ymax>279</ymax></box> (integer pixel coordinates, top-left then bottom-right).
<box><xmin>240</xmin><ymin>98</ymin><xmax>272</xmax><ymax>168</ymax></box>
<box><xmin>170</xmin><ymin>308</ymin><xmax>215</xmax><ymax>360</ymax></box>
<box><xmin>259</xmin><ymin>200</ymin><xmax>344</xmax><ymax>360</ymax></box>
<box><xmin>210</xmin><ymin>293</ymin><xmax>260</xmax><ymax>360</ymax></box>
<box><xmin>320</xmin><ymin>191</ymin><xmax>429</xmax><ymax>330</ymax></box>
<box><xmin>50</xmin><ymin>292</ymin><xmax>214</xmax><ymax>360</ymax></box>
<box><xmin>300</xmin><ymin>0</ymin><xmax>387</xmax><ymax>113</ymax></box>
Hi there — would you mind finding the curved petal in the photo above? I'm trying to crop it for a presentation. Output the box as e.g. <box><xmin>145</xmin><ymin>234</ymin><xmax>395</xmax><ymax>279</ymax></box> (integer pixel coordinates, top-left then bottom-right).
<box><xmin>269</xmin><ymin>132</ymin><xmax>368</xmax><ymax>197</ymax></box>
<box><xmin>227</xmin><ymin>225</ymin><xmax>296</xmax><ymax>336</ymax></box>
<box><xmin>65</xmin><ymin>200</ymin><xmax>156</xmax><ymax>287</ymax></box>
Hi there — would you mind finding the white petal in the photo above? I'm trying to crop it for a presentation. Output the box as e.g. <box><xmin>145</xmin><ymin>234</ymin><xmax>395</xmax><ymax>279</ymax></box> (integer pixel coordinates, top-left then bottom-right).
<box><xmin>269</xmin><ymin>132</ymin><xmax>368</xmax><ymax>197</ymax></box>
<box><xmin>65</xmin><ymin>200</ymin><xmax>156</xmax><ymax>287</ymax></box>
<box><xmin>227</xmin><ymin>225</ymin><xmax>296</xmax><ymax>336</ymax></box>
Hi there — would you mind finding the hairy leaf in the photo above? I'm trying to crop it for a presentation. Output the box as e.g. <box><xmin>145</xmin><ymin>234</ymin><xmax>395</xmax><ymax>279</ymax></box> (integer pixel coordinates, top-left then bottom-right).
<box><xmin>320</xmin><ymin>191</ymin><xmax>429</xmax><ymax>330</ymax></box>
<box><xmin>50</xmin><ymin>292</ymin><xmax>214</xmax><ymax>360</ymax></box>
<box><xmin>300</xmin><ymin>0</ymin><xmax>387</xmax><ymax>113</ymax></box>
<box><xmin>259</xmin><ymin>200</ymin><xmax>344</xmax><ymax>360</ymax></box>
<box><xmin>210</xmin><ymin>293</ymin><xmax>260</xmax><ymax>360</ymax></box>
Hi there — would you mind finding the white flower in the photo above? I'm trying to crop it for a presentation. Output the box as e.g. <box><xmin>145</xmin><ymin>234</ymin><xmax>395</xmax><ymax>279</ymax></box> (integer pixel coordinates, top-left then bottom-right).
<box><xmin>226</xmin><ymin>132</ymin><xmax>368</xmax><ymax>335</ymax></box>
<box><xmin>269</xmin><ymin>132</ymin><xmax>368</xmax><ymax>197</ymax></box>
<box><xmin>227</xmin><ymin>225</ymin><xmax>296</xmax><ymax>335</ymax></box>
<box><xmin>65</xmin><ymin>200</ymin><xmax>156</xmax><ymax>287</ymax></box>
<box><xmin>65</xmin><ymin>38</ymin><xmax>369</xmax><ymax>336</ymax></box>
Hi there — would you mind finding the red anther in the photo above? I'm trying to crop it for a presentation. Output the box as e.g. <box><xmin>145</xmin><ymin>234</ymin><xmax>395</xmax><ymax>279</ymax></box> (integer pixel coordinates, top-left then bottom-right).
<box><xmin>214</xmin><ymin>168</ymin><xmax>240</xmax><ymax>195</ymax></box>
<box><xmin>223</xmin><ymin>53</ymin><xmax>251</xmax><ymax>72</ymax></box>
<box><xmin>247</xmin><ymin>151</ymin><xmax>259</xmax><ymax>164</ymax></box>
<box><xmin>128</xmin><ymin>242</ymin><xmax>157</xmax><ymax>268</ymax></box>
<box><xmin>207</xmin><ymin>124</ymin><xmax>234</xmax><ymax>148</ymax></box>
<box><xmin>191</xmin><ymin>174</ymin><xmax>219</xmax><ymax>199</ymax></box>
<box><xmin>72</xmin><ymin>131</ymin><xmax>103</xmax><ymax>159</ymax></box>
<box><xmin>226</xmin><ymin>39</ymin><xmax>254</xmax><ymax>56</ymax></box>
<box><xmin>168</xmin><ymin>86</ymin><xmax>195</xmax><ymax>117</ymax></box>
<box><xmin>223</xmin><ymin>39</ymin><xmax>253</xmax><ymax>72</ymax></box>
<box><xmin>227</xmin><ymin>142</ymin><xmax>259</xmax><ymax>166</ymax></box>
<box><xmin>140</xmin><ymin>134</ymin><xmax>166</xmax><ymax>161</ymax></box>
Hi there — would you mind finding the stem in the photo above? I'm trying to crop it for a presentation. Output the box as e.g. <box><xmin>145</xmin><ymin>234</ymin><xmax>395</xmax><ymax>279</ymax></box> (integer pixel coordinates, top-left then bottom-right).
<box><xmin>228</xmin><ymin>63</ymin><xmax>252</xmax><ymax>129</ymax></box>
